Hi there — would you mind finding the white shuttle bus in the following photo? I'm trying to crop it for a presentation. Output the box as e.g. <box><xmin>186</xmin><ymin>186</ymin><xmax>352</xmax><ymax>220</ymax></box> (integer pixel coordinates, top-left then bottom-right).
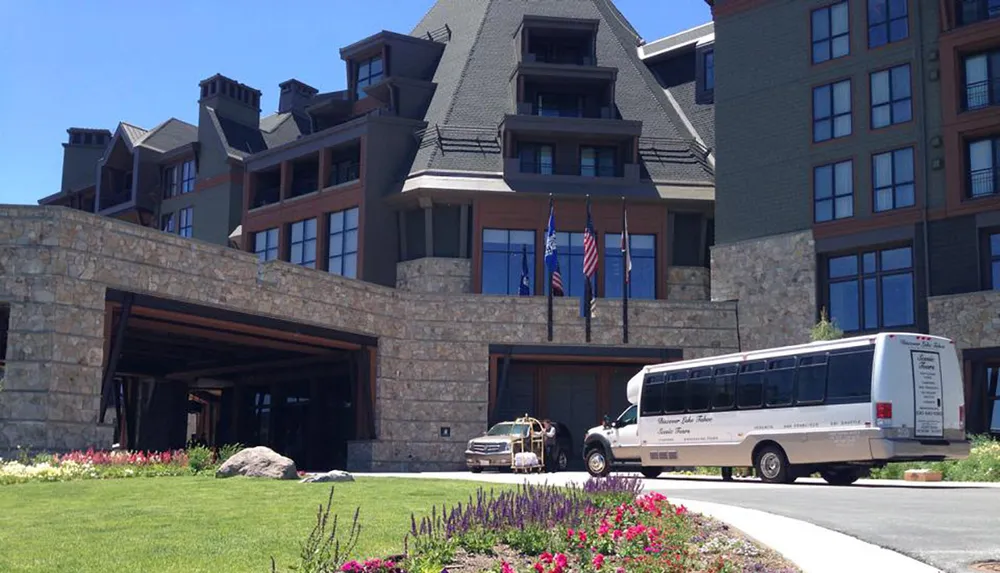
<box><xmin>597</xmin><ymin>333</ymin><xmax>971</xmax><ymax>485</ymax></box>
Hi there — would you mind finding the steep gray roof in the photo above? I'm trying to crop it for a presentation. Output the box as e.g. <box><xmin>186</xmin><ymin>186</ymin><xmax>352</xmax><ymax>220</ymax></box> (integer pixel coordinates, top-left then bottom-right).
<box><xmin>208</xmin><ymin>109</ymin><xmax>306</xmax><ymax>160</ymax></box>
<box><xmin>119</xmin><ymin>123</ymin><xmax>148</xmax><ymax>149</ymax></box>
<box><xmin>135</xmin><ymin>118</ymin><xmax>198</xmax><ymax>153</ymax></box>
<box><xmin>407</xmin><ymin>0</ymin><xmax>712</xmax><ymax>184</ymax></box>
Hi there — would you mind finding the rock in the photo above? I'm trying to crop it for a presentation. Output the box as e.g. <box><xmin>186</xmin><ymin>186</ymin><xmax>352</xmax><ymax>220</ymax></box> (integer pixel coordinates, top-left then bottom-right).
<box><xmin>215</xmin><ymin>446</ymin><xmax>298</xmax><ymax>480</ymax></box>
<box><xmin>299</xmin><ymin>470</ymin><xmax>354</xmax><ymax>483</ymax></box>
<box><xmin>904</xmin><ymin>468</ymin><xmax>943</xmax><ymax>482</ymax></box>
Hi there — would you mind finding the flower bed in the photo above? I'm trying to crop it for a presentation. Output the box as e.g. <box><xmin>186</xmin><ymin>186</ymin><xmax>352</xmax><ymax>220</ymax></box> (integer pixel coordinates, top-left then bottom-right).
<box><xmin>275</xmin><ymin>478</ymin><xmax>799</xmax><ymax>573</ymax></box>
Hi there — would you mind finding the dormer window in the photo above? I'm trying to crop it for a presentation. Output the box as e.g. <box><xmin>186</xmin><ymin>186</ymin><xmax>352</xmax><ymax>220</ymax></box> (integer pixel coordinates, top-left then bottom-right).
<box><xmin>703</xmin><ymin>50</ymin><xmax>715</xmax><ymax>91</ymax></box>
<box><xmin>355</xmin><ymin>55</ymin><xmax>384</xmax><ymax>100</ymax></box>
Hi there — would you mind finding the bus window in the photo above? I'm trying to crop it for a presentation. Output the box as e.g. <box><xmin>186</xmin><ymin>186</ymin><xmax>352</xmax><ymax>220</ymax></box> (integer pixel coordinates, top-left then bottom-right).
<box><xmin>687</xmin><ymin>368</ymin><xmax>712</xmax><ymax>413</ymax></box>
<box><xmin>764</xmin><ymin>358</ymin><xmax>796</xmax><ymax>407</ymax></box>
<box><xmin>640</xmin><ymin>374</ymin><xmax>664</xmax><ymax>416</ymax></box>
<box><xmin>712</xmin><ymin>365</ymin><xmax>737</xmax><ymax>410</ymax></box>
<box><xmin>796</xmin><ymin>353</ymin><xmax>828</xmax><ymax>404</ymax></box>
<box><xmin>664</xmin><ymin>371</ymin><xmax>687</xmax><ymax>414</ymax></box>
<box><xmin>827</xmin><ymin>349</ymin><xmax>875</xmax><ymax>404</ymax></box>
<box><xmin>737</xmin><ymin>361</ymin><xmax>766</xmax><ymax>409</ymax></box>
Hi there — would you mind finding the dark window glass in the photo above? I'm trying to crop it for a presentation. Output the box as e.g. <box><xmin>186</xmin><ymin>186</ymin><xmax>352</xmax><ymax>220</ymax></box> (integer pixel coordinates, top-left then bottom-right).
<box><xmin>640</xmin><ymin>374</ymin><xmax>664</xmax><ymax>417</ymax></box>
<box><xmin>664</xmin><ymin>371</ymin><xmax>687</xmax><ymax>414</ymax></box>
<box><xmin>160</xmin><ymin>213</ymin><xmax>175</xmax><ymax>234</ymax></box>
<box><xmin>826</xmin><ymin>349</ymin><xmax>875</xmax><ymax>404</ymax></box>
<box><xmin>519</xmin><ymin>143</ymin><xmax>554</xmax><ymax>175</ymax></box>
<box><xmin>989</xmin><ymin>232</ymin><xmax>1000</xmax><ymax>290</ymax></box>
<box><xmin>482</xmin><ymin>229</ymin><xmax>535</xmax><ymax>295</ymax></box>
<box><xmin>703</xmin><ymin>50</ymin><xmax>715</xmax><ymax>90</ymax></box>
<box><xmin>254</xmin><ymin>227</ymin><xmax>279</xmax><ymax>262</ymax></box>
<box><xmin>962</xmin><ymin>50</ymin><xmax>1000</xmax><ymax>111</ymax></box>
<box><xmin>868</xmin><ymin>0</ymin><xmax>908</xmax><ymax>49</ymax></box>
<box><xmin>581</xmin><ymin>146</ymin><xmax>617</xmax><ymax>177</ymax></box>
<box><xmin>537</xmin><ymin>93</ymin><xmax>584</xmax><ymax>118</ymax></box>
<box><xmin>604</xmin><ymin>233</ymin><xmax>655</xmax><ymax>299</ymax></box>
<box><xmin>290</xmin><ymin>218</ymin><xmax>317</xmax><ymax>269</ymax></box>
<box><xmin>813</xmin><ymin>80</ymin><xmax>852</xmax><ymax>142</ymax></box>
<box><xmin>871</xmin><ymin>65</ymin><xmax>912</xmax><ymax>129</ymax></box>
<box><xmin>873</xmin><ymin>147</ymin><xmax>915</xmax><ymax>212</ymax></box>
<box><xmin>812</xmin><ymin>1</ymin><xmax>850</xmax><ymax>64</ymax></box>
<box><xmin>737</xmin><ymin>362</ymin><xmax>766</xmax><ymax>409</ymax></box>
<box><xmin>329</xmin><ymin>207</ymin><xmax>360</xmax><ymax>278</ymax></box>
<box><xmin>826</xmin><ymin>246</ymin><xmax>914</xmax><ymax>333</ymax></box>
<box><xmin>178</xmin><ymin>207</ymin><xmax>193</xmax><ymax>238</ymax></box>
<box><xmin>181</xmin><ymin>160</ymin><xmax>196</xmax><ymax>194</ymax></box>
<box><xmin>797</xmin><ymin>354</ymin><xmax>828</xmax><ymax>404</ymax></box>
<box><xmin>686</xmin><ymin>369</ymin><xmax>712</xmax><ymax>413</ymax></box>
<box><xmin>764</xmin><ymin>358</ymin><xmax>796</xmax><ymax>407</ymax></box>
<box><xmin>712</xmin><ymin>365</ymin><xmax>738</xmax><ymax>410</ymax></box>
<box><xmin>355</xmin><ymin>55</ymin><xmax>384</xmax><ymax>99</ymax></box>
<box><xmin>163</xmin><ymin>166</ymin><xmax>178</xmax><ymax>199</ymax></box>
<box><xmin>814</xmin><ymin>160</ymin><xmax>854</xmax><ymax>222</ymax></box>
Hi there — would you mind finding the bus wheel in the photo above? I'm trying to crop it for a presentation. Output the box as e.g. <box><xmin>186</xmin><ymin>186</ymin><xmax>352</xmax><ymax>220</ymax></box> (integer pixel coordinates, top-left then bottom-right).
<box><xmin>755</xmin><ymin>444</ymin><xmax>792</xmax><ymax>484</ymax></box>
<box><xmin>721</xmin><ymin>467</ymin><xmax>733</xmax><ymax>481</ymax></box>
<box><xmin>820</xmin><ymin>468</ymin><xmax>861</xmax><ymax>486</ymax></box>
<box><xmin>640</xmin><ymin>467</ymin><xmax>661</xmax><ymax>479</ymax></box>
<box><xmin>585</xmin><ymin>447</ymin><xmax>611</xmax><ymax>478</ymax></box>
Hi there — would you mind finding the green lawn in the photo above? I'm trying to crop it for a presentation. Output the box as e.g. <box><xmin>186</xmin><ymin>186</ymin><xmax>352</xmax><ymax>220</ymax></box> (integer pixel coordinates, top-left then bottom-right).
<box><xmin>0</xmin><ymin>476</ymin><xmax>500</xmax><ymax>573</ymax></box>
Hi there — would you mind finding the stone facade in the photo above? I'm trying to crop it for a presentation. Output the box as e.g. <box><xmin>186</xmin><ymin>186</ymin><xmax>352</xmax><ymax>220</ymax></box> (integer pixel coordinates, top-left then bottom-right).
<box><xmin>666</xmin><ymin>266</ymin><xmax>710</xmax><ymax>301</ymax></box>
<box><xmin>0</xmin><ymin>206</ymin><xmax>740</xmax><ymax>470</ymax></box>
<box><xmin>710</xmin><ymin>230</ymin><xmax>817</xmax><ymax>351</ymax></box>
<box><xmin>395</xmin><ymin>258</ymin><xmax>472</xmax><ymax>294</ymax></box>
<box><xmin>928</xmin><ymin>290</ymin><xmax>1000</xmax><ymax>352</ymax></box>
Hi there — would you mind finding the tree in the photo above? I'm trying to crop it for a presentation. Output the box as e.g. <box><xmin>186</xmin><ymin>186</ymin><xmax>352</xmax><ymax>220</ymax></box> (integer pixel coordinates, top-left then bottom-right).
<box><xmin>811</xmin><ymin>307</ymin><xmax>844</xmax><ymax>341</ymax></box>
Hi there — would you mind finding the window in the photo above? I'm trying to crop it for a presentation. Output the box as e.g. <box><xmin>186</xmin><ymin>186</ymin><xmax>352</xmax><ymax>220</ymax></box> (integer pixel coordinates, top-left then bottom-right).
<box><xmin>254</xmin><ymin>228</ymin><xmax>279</xmax><ymax>262</ymax></box>
<box><xmin>604</xmin><ymin>233</ymin><xmax>655</xmax><ymax>299</ymax></box>
<box><xmin>537</xmin><ymin>93</ymin><xmax>584</xmax><ymax>118</ymax></box>
<box><xmin>181</xmin><ymin>160</ymin><xmax>196</xmax><ymax>194</ymax></box>
<box><xmin>640</xmin><ymin>374</ymin><xmax>664</xmax><ymax>417</ymax></box>
<box><xmin>545</xmin><ymin>232</ymin><xmax>584</xmax><ymax>297</ymax></box>
<box><xmin>703</xmin><ymin>50</ymin><xmax>715</xmax><ymax>91</ymax></box>
<box><xmin>329</xmin><ymin>207</ymin><xmax>360</xmax><ymax>278</ymax></box>
<box><xmin>868</xmin><ymin>0</ymin><xmax>908</xmax><ymax>48</ymax></box>
<box><xmin>663</xmin><ymin>371</ymin><xmax>687</xmax><ymax>414</ymax></box>
<box><xmin>963</xmin><ymin>50</ymin><xmax>1000</xmax><ymax>111</ymax></box>
<box><xmin>519</xmin><ymin>143</ymin><xmax>554</xmax><ymax>175</ymax></box>
<box><xmin>811</xmin><ymin>1</ymin><xmax>849</xmax><ymax>64</ymax></box>
<box><xmin>581</xmin><ymin>146</ymin><xmax>616</xmax><ymax>177</ymax></box>
<box><xmin>686</xmin><ymin>369</ymin><xmax>712</xmax><ymax>413</ymax></box>
<box><xmin>355</xmin><ymin>55</ymin><xmax>383</xmax><ymax>100</ymax></box>
<box><xmin>987</xmin><ymin>232</ymin><xmax>1000</xmax><ymax>290</ymax></box>
<box><xmin>160</xmin><ymin>213</ymin><xmax>175</xmax><ymax>234</ymax></box>
<box><xmin>617</xmin><ymin>405</ymin><xmax>638</xmax><ymax>426</ymax></box>
<box><xmin>178</xmin><ymin>207</ymin><xmax>193</xmax><ymax>238</ymax></box>
<box><xmin>814</xmin><ymin>160</ymin><xmax>854</xmax><ymax>222</ymax></box>
<box><xmin>796</xmin><ymin>354</ymin><xmax>828</xmax><ymax>404</ymax></box>
<box><xmin>957</xmin><ymin>0</ymin><xmax>1000</xmax><ymax>27</ymax></box>
<box><xmin>764</xmin><ymin>358</ymin><xmax>796</xmax><ymax>407</ymax></box>
<box><xmin>737</xmin><ymin>362</ymin><xmax>765</xmax><ymax>409</ymax></box>
<box><xmin>163</xmin><ymin>166</ymin><xmax>178</xmax><ymax>199</ymax></box>
<box><xmin>813</xmin><ymin>80</ymin><xmax>852</xmax><ymax>142</ymax></box>
<box><xmin>870</xmin><ymin>64</ymin><xmax>912</xmax><ymax>128</ymax></box>
<box><xmin>330</xmin><ymin>153</ymin><xmax>360</xmax><ymax>186</ymax></box>
<box><xmin>969</xmin><ymin>137</ymin><xmax>1000</xmax><ymax>198</ymax></box>
<box><xmin>290</xmin><ymin>218</ymin><xmax>317</xmax><ymax>268</ymax></box>
<box><xmin>826</xmin><ymin>349</ymin><xmax>875</xmax><ymax>404</ymax></box>
<box><xmin>873</xmin><ymin>147</ymin><xmax>915</xmax><ymax>211</ymax></box>
<box><xmin>826</xmin><ymin>246</ymin><xmax>915</xmax><ymax>333</ymax></box>
<box><xmin>712</xmin><ymin>365</ymin><xmax>737</xmax><ymax>410</ymax></box>
<box><xmin>482</xmin><ymin>229</ymin><xmax>535</xmax><ymax>295</ymax></box>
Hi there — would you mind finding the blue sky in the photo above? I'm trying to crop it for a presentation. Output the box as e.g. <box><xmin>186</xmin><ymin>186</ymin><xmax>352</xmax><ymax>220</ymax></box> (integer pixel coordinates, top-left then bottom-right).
<box><xmin>0</xmin><ymin>0</ymin><xmax>711</xmax><ymax>206</ymax></box>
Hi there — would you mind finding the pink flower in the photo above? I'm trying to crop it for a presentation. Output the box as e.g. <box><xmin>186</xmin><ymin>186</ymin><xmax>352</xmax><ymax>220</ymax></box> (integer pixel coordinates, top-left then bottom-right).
<box><xmin>675</xmin><ymin>504</ymin><xmax>688</xmax><ymax>515</ymax></box>
<box><xmin>554</xmin><ymin>554</ymin><xmax>568</xmax><ymax>569</ymax></box>
<box><xmin>533</xmin><ymin>563</ymin><xmax>544</xmax><ymax>573</ymax></box>
<box><xmin>340</xmin><ymin>560</ymin><xmax>362</xmax><ymax>572</ymax></box>
<box><xmin>540</xmin><ymin>552</ymin><xmax>553</xmax><ymax>564</ymax></box>
<box><xmin>592</xmin><ymin>554</ymin><xmax>605</xmax><ymax>570</ymax></box>
<box><xmin>501</xmin><ymin>561</ymin><xmax>516</xmax><ymax>573</ymax></box>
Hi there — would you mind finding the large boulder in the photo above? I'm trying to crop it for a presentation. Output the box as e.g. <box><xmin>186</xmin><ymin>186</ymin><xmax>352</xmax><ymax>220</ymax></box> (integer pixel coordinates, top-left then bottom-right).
<box><xmin>299</xmin><ymin>470</ymin><xmax>354</xmax><ymax>484</ymax></box>
<box><xmin>215</xmin><ymin>446</ymin><xmax>298</xmax><ymax>480</ymax></box>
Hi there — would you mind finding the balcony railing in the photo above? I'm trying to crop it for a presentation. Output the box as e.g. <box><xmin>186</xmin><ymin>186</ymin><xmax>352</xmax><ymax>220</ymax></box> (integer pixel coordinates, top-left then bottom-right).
<box><xmin>252</xmin><ymin>186</ymin><xmax>281</xmax><ymax>209</ymax></box>
<box><xmin>526</xmin><ymin>52</ymin><xmax>595</xmax><ymax>66</ymax></box>
<box><xmin>520</xmin><ymin>159</ymin><xmax>554</xmax><ymax>175</ymax></box>
<box><xmin>965</xmin><ymin>78</ymin><xmax>1000</xmax><ymax>111</ymax></box>
<box><xmin>581</xmin><ymin>165</ymin><xmax>618</xmax><ymax>178</ymax></box>
<box><xmin>516</xmin><ymin>102</ymin><xmax>614</xmax><ymax>119</ymax></box>
<box><xmin>100</xmin><ymin>190</ymin><xmax>132</xmax><ymax>211</ymax></box>
<box><xmin>970</xmin><ymin>167</ymin><xmax>998</xmax><ymax>198</ymax></box>
<box><xmin>956</xmin><ymin>0</ymin><xmax>1000</xmax><ymax>26</ymax></box>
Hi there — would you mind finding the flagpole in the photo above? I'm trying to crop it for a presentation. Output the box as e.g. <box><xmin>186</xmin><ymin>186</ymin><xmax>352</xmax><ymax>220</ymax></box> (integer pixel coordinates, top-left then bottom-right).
<box><xmin>547</xmin><ymin>194</ymin><xmax>554</xmax><ymax>342</ymax></box>
<box><xmin>622</xmin><ymin>196</ymin><xmax>629</xmax><ymax>344</ymax></box>
<box><xmin>585</xmin><ymin>195</ymin><xmax>592</xmax><ymax>344</ymax></box>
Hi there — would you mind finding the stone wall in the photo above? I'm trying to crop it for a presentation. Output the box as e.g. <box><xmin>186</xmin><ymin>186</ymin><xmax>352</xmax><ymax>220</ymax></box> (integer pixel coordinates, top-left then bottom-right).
<box><xmin>928</xmin><ymin>290</ymin><xmax>1000</xmax><ymax>351</ymax></box>
<box><xmin>666</xmin><ymin>266</ymin><xmax>710</xmax><ymax>301</ymax></box>
<box><xmin>0</xmin><ymin>206</ymin><xmax>740</xmax><ymax>470</ymax></box>
<box><xmin>711</xmin><ymin>230</ymin><xmax>817</xmax><ymax>351</ymax></box>
<box><xmin>395</xmin><ymin>257</ymin><xmax>472</xmax><ymax>294</ymax></box>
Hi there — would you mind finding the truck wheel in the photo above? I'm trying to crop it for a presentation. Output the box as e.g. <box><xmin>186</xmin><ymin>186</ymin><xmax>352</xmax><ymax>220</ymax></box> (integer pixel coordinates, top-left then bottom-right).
<box><xmin>556</xmin><ymin>450</ymin><xmax>569</xmax><ymax>472</ymax></box>
<box><xmin>640</xmin><ymin>467</ymin><xmax>661</xmax><ymax>479</ymax></box>
<box><xmin>820</xmin><ymin>468</ymin><xmax>860</xmax><ymax>486</ymax></box>
<box><xmin>754</xmin><ymin>444</ymin><xmax>793</xmax><ymax>484</ymax></box>
<box><xmin>469</xmin><ymin>467</ymin><xmax>483</xmax><ymax>474</ymax></box>
<box><xmin>585</xmin><ymin>447</ymin><xmax>611</xmax><ymax>478</ymax></box>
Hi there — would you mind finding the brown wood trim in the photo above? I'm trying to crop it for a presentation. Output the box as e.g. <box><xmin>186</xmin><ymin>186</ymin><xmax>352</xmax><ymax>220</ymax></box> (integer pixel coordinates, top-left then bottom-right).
<box><xmin>125</xmin><ymin>317</ymin><xmax>338</xmax><ymax>355</ymax></box>
<box><xmin>496</xmin><ymin>353</ymin><xmax>665</xmax><ymax>365</ymax></box>
<box><xmin>813</xmin><ymin>207</ymin><xmax>924</xmax><ymax>239</ymax></box>
<box><xmin>244</xmin><ymin>184</ymin><xmax>363</xmax><ymax>234</ymax></box>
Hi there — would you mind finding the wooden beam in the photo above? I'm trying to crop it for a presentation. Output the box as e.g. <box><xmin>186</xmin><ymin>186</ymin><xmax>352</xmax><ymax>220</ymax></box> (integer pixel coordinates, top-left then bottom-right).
<box><xmin>125</xmin><ymin>317</ymin><xmax>336</xmax><ymax>355</ymax></box>
<box><xmin>165</xmin><ymin>355</ymin><xmax>346</xmax><ymax>381</ymax></box>
<box><xmin>100</xmin><ymin>294</ymin><xmax>133</xmax><ymax>423</ymax></box>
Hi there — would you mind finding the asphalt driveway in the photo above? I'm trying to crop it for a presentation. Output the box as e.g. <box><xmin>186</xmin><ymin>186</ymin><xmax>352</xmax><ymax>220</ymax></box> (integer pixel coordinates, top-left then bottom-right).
<box><xmin>364</xmin><ymin>471</ymin><xmax>1000</xmax><ymax>573</ymax></box>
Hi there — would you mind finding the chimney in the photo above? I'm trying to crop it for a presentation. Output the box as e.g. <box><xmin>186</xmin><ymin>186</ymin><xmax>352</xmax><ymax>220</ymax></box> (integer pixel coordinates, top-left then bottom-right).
<box><xmin>278</xmin><ymin>79</ymin><xmax>319</xmax><ymax>114</ymax></box>
<box><xmin>61</xmin><ymin>128</ymin><xmax>112</xmax><ymax>193</ymax></box>
<box><xmin>198</xmin><ymin>73</ymin><xmax>262</xmax><ymax>128</ymax></box>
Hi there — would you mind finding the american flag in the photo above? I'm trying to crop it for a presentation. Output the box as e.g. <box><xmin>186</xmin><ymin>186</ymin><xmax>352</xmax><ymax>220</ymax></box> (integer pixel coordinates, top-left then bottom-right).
<box><xmin>551</xmin><ymin>261</ymin><xmax>564</xmax><ymax>296</ymax></box>
<box><xmin>583</xmin><ymin>200</ymin><xmax>597</xmax><ymax>317</ymax></box>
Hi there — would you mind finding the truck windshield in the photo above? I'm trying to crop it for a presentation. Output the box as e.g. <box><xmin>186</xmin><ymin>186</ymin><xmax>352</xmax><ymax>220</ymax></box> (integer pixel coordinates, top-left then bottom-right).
<box><xmin>487</xmin><ymin>423</ymin><xmax>529</xmax><ymax>436</ymax></box>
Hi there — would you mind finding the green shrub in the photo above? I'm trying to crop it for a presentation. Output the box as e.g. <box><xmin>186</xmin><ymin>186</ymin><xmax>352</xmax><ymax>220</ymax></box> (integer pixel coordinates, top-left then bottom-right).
<box><xmin>870</xmin><ymin>435</ymin><xmax>1000</xmax><ymax>482</ymax></box>
<box><xmin>216</xmin><ymin>442</ymin><xmax>244</xmax><ymax>465</ymax></box>
<box><xmin>187</xmin><ymin>446</ymin><xmax>214</xmax><ymax>473</ymax></box>
<box><xmin>501</xmin><ymin>525</ymin><xmax>554</xmax><ymax>556</ymax></box>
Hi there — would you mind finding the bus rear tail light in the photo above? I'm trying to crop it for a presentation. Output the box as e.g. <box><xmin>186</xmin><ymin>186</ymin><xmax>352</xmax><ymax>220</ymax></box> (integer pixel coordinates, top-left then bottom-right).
<box><xmin>876</xmin><ymin>402</ymin><xmax>893</xmax><ymax>420</ymax></box>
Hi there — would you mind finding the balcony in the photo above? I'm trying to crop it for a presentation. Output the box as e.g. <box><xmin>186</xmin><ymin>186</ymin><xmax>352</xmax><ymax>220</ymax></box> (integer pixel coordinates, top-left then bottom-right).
<box><xmin>100</xmin><ymin>190</ymin><xmax>132</xmax><ymax>211</ymax></box>
<box><xmin>289</xmin><ymin>155</ymin><xmax>320</xmax><ymax>199</ymax></box>
<box><xmin>518</xmin><ymin>16</ymin><xmax>599</xmax><ymax>66</ymax></box>
<box><xmin>965</xmin><ymin>78</ymin><xmax>1000</xmax><ymax>110</ymax></box>
<box><xmin>501</xmin><ymin>112</ymin><xmax>642</xmax><ymax>140</ymax></box>
<box><xmin>251</xmin><ymin>168</ymin><xmax>281</xmax><ymax>210</ymax></box>
<box><xmin>956</xmin><ymin>0</ymin><xmax>1000</xmax><ymax>27</ymax></box>
<box><xmin>970</xmin><ymin>167</ymin><xmax>998</xmax><ymax>198</ymax></box>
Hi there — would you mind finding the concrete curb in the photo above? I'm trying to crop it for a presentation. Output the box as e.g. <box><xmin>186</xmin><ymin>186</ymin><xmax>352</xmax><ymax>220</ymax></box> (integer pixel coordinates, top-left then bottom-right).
<box><xmin>671</xmin><ymin>497</ymin><xmax>944</xmax><ymax>573</ymax></box>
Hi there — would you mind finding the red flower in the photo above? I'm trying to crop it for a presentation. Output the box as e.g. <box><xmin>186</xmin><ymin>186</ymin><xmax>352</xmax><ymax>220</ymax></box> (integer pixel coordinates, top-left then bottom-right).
<box><xmin>592</xmin><ymin>554</ymin><xmax>605</xmax><ymax>570</ymax></box>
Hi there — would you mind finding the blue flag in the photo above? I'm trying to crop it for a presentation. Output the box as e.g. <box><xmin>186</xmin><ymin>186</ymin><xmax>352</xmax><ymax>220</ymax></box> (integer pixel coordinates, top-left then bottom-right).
<box><xmin>518</xmin><ymin>244</ymin><xmax>530</xmax><ymax>296</ymax></box>
<box><xmin>544</xmin><ymin>204</ymin><xmax>558</xmax><ymax>273</ymax></box>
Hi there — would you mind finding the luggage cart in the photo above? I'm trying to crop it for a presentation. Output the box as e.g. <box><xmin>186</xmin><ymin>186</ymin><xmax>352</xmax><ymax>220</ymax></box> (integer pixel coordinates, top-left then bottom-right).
<box><xmin>509</xmin><ymin>415</ymin><xmax>546</xmax><ymax>473</ymax></box>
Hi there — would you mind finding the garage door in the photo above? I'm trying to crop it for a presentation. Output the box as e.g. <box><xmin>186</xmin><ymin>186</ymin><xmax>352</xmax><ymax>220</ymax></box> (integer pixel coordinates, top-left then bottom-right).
<box><xmin>546</xmin><ymin>371</ymin><xmax>597</xmax><ymax>456</ymax></box>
